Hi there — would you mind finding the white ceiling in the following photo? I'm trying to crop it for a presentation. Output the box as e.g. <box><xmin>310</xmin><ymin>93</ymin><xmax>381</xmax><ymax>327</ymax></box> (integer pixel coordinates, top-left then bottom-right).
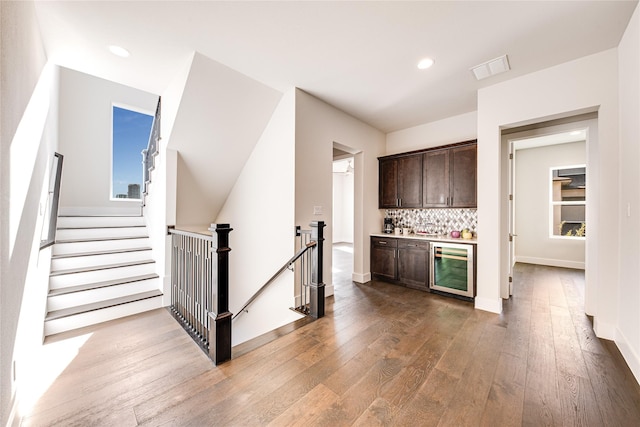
<box><xmin>34</xmin><ymin>1</ymin><xmax>638</xmax><ymax>133</ymax></box>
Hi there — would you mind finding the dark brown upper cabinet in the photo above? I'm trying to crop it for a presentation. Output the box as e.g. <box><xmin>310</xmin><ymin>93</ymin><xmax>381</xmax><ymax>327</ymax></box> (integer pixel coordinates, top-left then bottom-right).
<box><xmin>379</xmin><ymin>154</ymin><xmax>423</xmax><ymax>208</ymax></box>
<box><xmin>379</xmin><ymin>140</ymin><xmax>477</xmax><ymax>209</ymax></box>
<box><xmin>449</xmin><ymin>144</ymin><xmax>477</xmax><ymax>208</ymax></box>
<box><xmin>423</xmin><ymin>149</ymin><xmax>450</xmax><ymax>207</ymax></box>
<box><xmin>424</xmin><ymin>143</ymin><xmax>477</xmax><ymax>208</ymax></box>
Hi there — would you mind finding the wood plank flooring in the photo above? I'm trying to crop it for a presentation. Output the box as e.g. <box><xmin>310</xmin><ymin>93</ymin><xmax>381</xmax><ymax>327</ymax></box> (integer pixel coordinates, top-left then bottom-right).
<box><xmin>23</xmin><ymin>262</ymin><xmax>640</xmax><ymax>426</ymax></box>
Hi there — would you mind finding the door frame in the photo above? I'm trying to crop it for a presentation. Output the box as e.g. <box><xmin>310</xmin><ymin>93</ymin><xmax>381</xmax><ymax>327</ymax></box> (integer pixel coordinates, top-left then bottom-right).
<box><xmin>500</xmin><ymin>115</ymin><xmax>596</xmax><ymax>306</ymax></box>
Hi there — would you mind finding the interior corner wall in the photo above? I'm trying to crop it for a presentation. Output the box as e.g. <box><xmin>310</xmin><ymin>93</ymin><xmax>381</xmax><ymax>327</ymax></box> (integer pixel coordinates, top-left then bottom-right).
<box><xmin>0</xmin><ymin>1</ymin><xmax>52</xmax><ymax>425</ymax></box>
<box><xmin>514</xmin><ymin>141</ymin><xmax>586</xmax><ymax>268</ymax></box>
<box><xmin>385</xmin><ymin>111</ymin><xmax>477</xmax><ymax>155</ymax></box>
<box><xmin>216</xmin><ymin>89</ymin><xmax>297</xmax><ymax>346</ymax></box>
<box><xmin>294</xmin><ymin>89</ymin><xmax>386</xmax><ymax>289</ymax></box>
<box><xmin>169</xmin><ymin>52</ymin><xmax>282</xmax><ymax>227</ymax></box>
<box><xmin>477</xmin><ymin>49</ymin><xmax>619</xmax><ymax>325</ymax></box>
<box><xmin>57</xmin><ymin>68</ymin><xmax>159</xmax><ymax>214</ymax></box>
<box><xmin>616</xmin><ymin>3</ymin><xmax>640</xmax><ymax>384</ymax></box>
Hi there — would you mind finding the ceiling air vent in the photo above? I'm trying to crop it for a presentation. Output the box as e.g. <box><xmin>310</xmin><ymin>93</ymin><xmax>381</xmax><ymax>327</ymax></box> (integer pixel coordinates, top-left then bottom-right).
<box><xmin>470</xmin><ymin>54</ymin><xmax>510</xmax><ymax>80</ymax></box>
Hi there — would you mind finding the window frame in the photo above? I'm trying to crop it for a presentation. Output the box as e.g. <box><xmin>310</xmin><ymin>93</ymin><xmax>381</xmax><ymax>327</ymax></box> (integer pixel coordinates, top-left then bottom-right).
<box><xmin>549</xmin><ymin>164</ymin><xmax>586</xmax><ymax>240</ymax></box>
<box><xmin>110</xmin><ymin>103</ymin><xmax>155</xmax><ymax>202</ymax></box>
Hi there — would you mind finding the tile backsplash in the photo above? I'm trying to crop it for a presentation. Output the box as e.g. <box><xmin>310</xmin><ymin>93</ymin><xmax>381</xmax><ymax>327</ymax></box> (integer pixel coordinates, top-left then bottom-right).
<box><xmin>385</xmin><ymin>208</ymin><xmax>477</xmax><ymax>234</ymax></box>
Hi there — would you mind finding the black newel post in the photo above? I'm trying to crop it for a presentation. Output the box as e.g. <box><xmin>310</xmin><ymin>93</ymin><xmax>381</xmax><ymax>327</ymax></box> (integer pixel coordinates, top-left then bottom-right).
<box><xmin>309</xmin><ymin>221</ymin><xmax>326</xmax><ymax>319</ymax></box>
<box><xmin>208</xmin><ymin>223</ymin><xmax>233</xmax><ymax>365</ymax></box>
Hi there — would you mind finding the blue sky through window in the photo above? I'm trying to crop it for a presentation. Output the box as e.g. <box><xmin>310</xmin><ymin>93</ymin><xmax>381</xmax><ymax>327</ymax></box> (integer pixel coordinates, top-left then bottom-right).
<box><xmin>112</xmin><ymin>106</ymin><xmax>154</xmax><ymax>198</ymax></box>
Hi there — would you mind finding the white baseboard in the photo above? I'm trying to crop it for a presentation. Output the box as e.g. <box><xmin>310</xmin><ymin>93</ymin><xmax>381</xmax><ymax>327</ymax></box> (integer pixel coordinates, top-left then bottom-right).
<box><xmin>352</xmin><ymin>272</ymin><xmax>371</xmax><ymax>283</ymax></box>
<box><xmin>474</xmin><ymin>296</ymin><xmax>502</xmax><ymax>314</ymax></box>
<box><xmin>59</xmin><ymin>206</ymin><xmax>142</xmax><ymax>216</ymax></box>
<box><xmin>325</xmin><ymin>284</ymin><xmax>335</xmax><ymax>297</ymax></box>
<box><xmin>616</xmin><ymin>328</ymin><xmax>640</xmax><ymax>386</ymax></box>
<box><xmin>515</xmin><ymin>256</ymin><xmax>584</xmax><ymax>270</ymax></box>
<box><xmin>593</xmin><ymin>317</ymin><xmax>617</xmax><ymax>340</ymax></box>
<box><xmin>7</xmin><ymin>391</ymin><xmax>19</xmax><ymax>427</ymax></box>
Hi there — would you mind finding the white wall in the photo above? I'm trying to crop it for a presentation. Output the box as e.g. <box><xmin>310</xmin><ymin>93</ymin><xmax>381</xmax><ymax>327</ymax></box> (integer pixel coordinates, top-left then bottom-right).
<box><xmin>386</xmin><ymin>111</ymin><xmax>477</xmax><ymax>154</ymax></box>
<box><xmin>514</xmin><ymin>141</ymin><xmax>586</xmax><ymax>269</ymax></box>
<box><xmin>0</xmin><ymin>1</ymin><xmax>53</xmax><ymax>425</ymax></box>
<box><xmin>617</xmin><ymin>4</ymin><xmax>640</xmax><ymax>383</ymax></box>
<box><xmin>142</xmin><ymin>54</ymin><xmax>192</xmax><ymax>305</ymax></box>
<box><xmin>57</xmin><ymin>68</ymin><xmax>159</xmax><ymax>214</ymax></box>
<box><xmin>168</xmin><ymin>52</ymin><xmax>282</xmax><ymax>226</ymax></box>
<box><xmin>332</xmin><ymin>161</ymin><xmax>354</xmax><ymax>243</ymax></box>
<box><xmin>477</xmin><ymin>49</ymin><xmax>619</xmax><ymax>323</ymax></box>
<box><xmin>295</xmin><ymin>89</ymin><xmax>386</xmax><ymax>287</ymax></box>
<box><xmin>216</xmin><ymin>90</ymin><xmax>298</xmax><ymax>346</ymax></box>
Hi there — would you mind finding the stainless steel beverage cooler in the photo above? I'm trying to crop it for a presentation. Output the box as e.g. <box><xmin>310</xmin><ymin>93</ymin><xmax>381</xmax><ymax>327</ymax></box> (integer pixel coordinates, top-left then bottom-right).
<box><xmin>429</xmin><ymin>242</ymin><xmax>474</xmax><ymax>298</ymax></box>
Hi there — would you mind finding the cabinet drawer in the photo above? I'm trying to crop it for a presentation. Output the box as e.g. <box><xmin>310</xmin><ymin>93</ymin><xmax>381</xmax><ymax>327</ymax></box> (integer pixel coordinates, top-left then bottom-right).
<box><xmin>371</xmin><ymin>237</ymin><xmax>397</xmax><ymax>248</ymax></box>
<box><xmin>397</xmin><ymin>239</ymin><xmax>429</xmax><ymax>250</ymax></box>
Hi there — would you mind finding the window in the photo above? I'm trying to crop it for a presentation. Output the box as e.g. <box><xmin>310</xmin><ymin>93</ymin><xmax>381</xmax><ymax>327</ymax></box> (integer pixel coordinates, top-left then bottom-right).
<box><xmin>550</xmin><ymin>165</ymin><xmax>586</xmax><ymax>238</ymax></box>
<box><xmin>112</xmin><ymin>106</ymin><xmax>154</xmax><ymax>200</ymax></box>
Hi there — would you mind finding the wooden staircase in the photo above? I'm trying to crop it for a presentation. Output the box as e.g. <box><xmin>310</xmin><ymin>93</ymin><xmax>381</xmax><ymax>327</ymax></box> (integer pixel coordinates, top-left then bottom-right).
<box><xmin>45</xmin><ymin>215</ymin><xmax>163</xmax><ymax>336</ymax></box>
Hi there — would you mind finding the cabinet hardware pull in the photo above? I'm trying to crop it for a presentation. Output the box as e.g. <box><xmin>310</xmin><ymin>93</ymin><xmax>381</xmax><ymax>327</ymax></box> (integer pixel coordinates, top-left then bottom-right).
<box><xmin>379</xmin><ymin>241</ymin><xmax>387</xmax><ymax>245</ymax></box>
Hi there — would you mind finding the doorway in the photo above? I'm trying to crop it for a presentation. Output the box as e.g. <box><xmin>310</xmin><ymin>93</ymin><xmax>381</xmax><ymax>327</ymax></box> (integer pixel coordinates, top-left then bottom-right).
<box><xmin>502</xmin><ymin>115</ymin><xmax>595</xmax><ymax>308</ymax></box>
<box><xmin>332</xmin><ymin>155</ymin><xmax>354</xmax><ymax>289</ymax></box>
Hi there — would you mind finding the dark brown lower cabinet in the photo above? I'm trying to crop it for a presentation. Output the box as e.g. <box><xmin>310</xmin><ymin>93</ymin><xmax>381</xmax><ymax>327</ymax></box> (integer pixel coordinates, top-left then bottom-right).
<box><xmin>397</xmin><ymin>240</ymin><xmax>429</xmax><ymax>290</ymax></box>
<box><xmin>371</xmin><ymin>237</ymin><xmax>429</xmax><ymax>291</ymax></box>
<box><xmin>371</xmin><ymin>237</ymin><xmax>397</xmax><ymax>281</ymax></box>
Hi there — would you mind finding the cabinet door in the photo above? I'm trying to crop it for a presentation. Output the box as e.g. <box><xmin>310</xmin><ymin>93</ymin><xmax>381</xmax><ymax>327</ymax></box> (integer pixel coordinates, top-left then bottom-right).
<box><xmin>423</xmin><ymin>149</ymin><xmax>450</xmax><ymax>207</ymax></box>
<box><xmin>398</xmin><ymin>241</ymin><xmax>429</xmax><ymax>290</ymax></box>
<box><xmin>450</xmin><ymin>144</ymin><xmax>477</xmax><ymax>208</ymax></box>
<box><xmin>371</xmin><ymin>238</ymin><xmax>397</xmax><ymax>280</ymax></box>
<box><xmin>379</xmin><ymin>158</ymin><xmax>398</xmax><ymax>208</ymax></box>
<box><xmin>397</xmin><ymin>155</ymin><xmax>423</xmax><ymax>208</ymax></box>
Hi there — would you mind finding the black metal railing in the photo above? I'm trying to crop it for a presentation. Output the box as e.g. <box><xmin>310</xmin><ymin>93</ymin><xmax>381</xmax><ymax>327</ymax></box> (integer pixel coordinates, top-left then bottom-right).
<box><xmin>234</xmin><ymin>221</ymin><xmax>325</xmax><ymax>320</ymax></box>
<box><xmin>142</xmin><ymin>97</ymin><xmax>161</xmax><ymax>195</ymax></box>
<box><xmin>168</xmin><ymin>223</ymin><xmax>232</xmax><ymax>365</ymax></box>
<box><xmin>40</xmin><ymin>152</ymin><xmax>63</xmax><ymax>250</ymax></box>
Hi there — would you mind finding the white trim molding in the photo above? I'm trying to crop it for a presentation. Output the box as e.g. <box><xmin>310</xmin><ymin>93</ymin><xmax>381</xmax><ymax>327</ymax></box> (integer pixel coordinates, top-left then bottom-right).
<box><xmin>616</xmin><ymin>328</ymin><xmax>640</xmax><ymax>386</ymax></box>
<box><xmin>352</xmin><ymin>272</ymin><xmax>371</xmax><ymax>283</ymax></box>
<box><xmin>474</xmin><ymin>296</ymin><xmax>503</xmax><ymax>314</ymax></box>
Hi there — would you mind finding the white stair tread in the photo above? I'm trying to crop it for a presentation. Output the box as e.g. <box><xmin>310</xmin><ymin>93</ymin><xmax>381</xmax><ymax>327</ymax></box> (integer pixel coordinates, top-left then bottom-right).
<box><xmin>57</xmin><ymin>216</ymin><xmax>145</xmax><ymax>228</ymax></box>
<box><xmin>49</xmin><ymin>263</ymin><xmax>157</xmax><ymax>289</ymax></box>
<box><xmin>52</xmin><ymin>246</ymin><xmax>152</xmax><ymax>259</ymax></box>
<box><xmin>56</xmin><ymin>227</ymin><xmax>148</xmax><ymax>241</ymax></box>
<box><xmin>48</xmin><ymin>273</ymin><xmax>159</xmax><ymax>296</ymax></box>
<box><xmin>50</xmin><ymin>259</ymin><xmax>155</xmax><ymax>276</ymax></box>
<box><xmin>46</xmin><ymin>290</ymin><xmax>163</xmax><ymax>321</ymax></box>
<box><xmin>55</xmin><ymin>235</ymin><xmax>148</xmax><ymax>244</ymax></box>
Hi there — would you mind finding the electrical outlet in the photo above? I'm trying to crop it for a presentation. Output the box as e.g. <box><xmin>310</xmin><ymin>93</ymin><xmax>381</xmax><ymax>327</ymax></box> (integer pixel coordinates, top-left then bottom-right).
<box><xmin>313</xmin><ymin>206</ymin><xmax>323</xmax><ymax>215</ymax></box>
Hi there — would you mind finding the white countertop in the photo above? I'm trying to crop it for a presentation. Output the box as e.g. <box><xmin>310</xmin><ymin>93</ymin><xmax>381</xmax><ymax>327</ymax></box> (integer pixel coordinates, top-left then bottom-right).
<box><xmin>371</xmin><ymin>232</ymin><xmax>477</xmax><ymax>244</ymax></box>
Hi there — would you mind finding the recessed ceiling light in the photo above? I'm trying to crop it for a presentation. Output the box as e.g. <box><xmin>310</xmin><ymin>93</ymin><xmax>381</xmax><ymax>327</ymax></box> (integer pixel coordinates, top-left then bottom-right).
<box><xmin>108</xmin><ymin>45</ymin><xmax>130</xmax><ymax>58</ymax></box>
<box><xmin>417</xmin><ymin>58</ymin><xmax>435</xmax><ymax>70</ymax></box>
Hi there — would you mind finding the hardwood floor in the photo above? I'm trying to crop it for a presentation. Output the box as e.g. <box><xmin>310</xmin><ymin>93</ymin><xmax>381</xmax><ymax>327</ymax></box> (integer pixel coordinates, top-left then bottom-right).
<box><xmin>23</xmin><ymin>262</ymin><xmax>640</xmax><ymax>426</ymax></box>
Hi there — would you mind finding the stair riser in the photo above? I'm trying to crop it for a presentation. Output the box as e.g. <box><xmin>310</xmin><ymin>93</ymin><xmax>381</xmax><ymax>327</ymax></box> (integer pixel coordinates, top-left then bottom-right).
<box><xmin>49</xmin><ymin>263</ymin><xmax>157</xmax><ymax>290</ymax></box>
<box><xmin>51</xmin><ymin>250</ymin><xmax>153</xmax><ymax>272</ymax></box>
<box><xmin>48</xmin><ymin>278</ymin><xmax>160</xmax><ymax>311</ymax></box>
<box><xmin>44</xmin><ymin>297</ymin><xmax>163</xmax><ymax>336</ymax></box>
<box><xmin>57</xmin><ymin>216</ymin><xmax>145</xmax><ymax>228</ymax></box>
<box><xmin>56</xmin><ymin>227</ymin><xmax>148</xmax><ymax>241</ymax></box>
<box><xmin>53</xmin><ymin>238</ymin><xmax>150</xmax><ymax>256</ymax></box>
